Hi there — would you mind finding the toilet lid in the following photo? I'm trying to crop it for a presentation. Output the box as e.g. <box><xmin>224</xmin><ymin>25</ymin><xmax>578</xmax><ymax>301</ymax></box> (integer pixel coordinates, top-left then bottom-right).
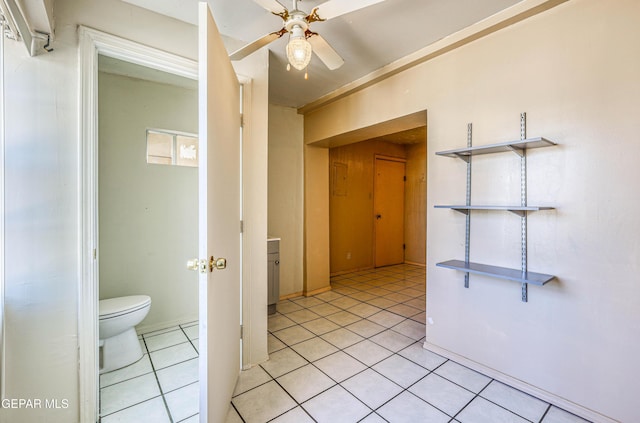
<box><xmin>99</xmin><ymin>295</ymin><xmax>151</xmax><ymax>319</ymax></box>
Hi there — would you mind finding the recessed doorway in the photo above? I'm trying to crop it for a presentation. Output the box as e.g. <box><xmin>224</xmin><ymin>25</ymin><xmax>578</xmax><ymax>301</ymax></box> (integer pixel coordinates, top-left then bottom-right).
<box><xmin>328</xmin><ymin>126</ymin><xmax>426</xmax><ymax>275</ymax></box>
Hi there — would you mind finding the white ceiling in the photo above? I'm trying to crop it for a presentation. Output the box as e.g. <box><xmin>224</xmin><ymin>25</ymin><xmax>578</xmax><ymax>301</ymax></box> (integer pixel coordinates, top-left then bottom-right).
<box><xmin>122</xmin><ymin>0</ymin><xmax>523</xmax><ymax>108</ymax></box>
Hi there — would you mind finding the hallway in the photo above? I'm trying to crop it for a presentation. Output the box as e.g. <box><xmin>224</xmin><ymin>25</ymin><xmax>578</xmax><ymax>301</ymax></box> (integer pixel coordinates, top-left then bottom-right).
<box><xmin>229</xmin><ymin>265</ymin><xmax>588</xmax><ymax>422</ymax></box>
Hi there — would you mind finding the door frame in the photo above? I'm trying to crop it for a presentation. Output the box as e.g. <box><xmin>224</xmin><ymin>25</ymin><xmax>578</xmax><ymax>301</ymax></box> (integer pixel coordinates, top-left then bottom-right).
<box><xmin>78</xmin><ymin>26</ymin><xmax>254</xmax><ymax>422</ymax></box>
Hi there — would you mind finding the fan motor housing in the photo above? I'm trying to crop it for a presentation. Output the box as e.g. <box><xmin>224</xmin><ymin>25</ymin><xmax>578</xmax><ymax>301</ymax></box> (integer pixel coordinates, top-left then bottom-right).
<box><xmin>285</xmin><ymin>10</ymin><xmax>309</xmax><ymax>33</ymax></box>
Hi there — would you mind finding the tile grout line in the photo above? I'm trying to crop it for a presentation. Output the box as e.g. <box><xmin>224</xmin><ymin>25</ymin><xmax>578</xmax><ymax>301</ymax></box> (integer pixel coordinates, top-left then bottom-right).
<box><xmin>278</xmin><ymin>267</ymin><xmax>563</xmax><ymax>423</ymax></box>
<box><xmin>142</xmin><ymin>334</ymin><xmax>175</xmax><ymax>423</ymax></box>
<box><xmin>98</xmin><ymin>353</ymin><xmax>154</xmax><ymax>389</ymax></box>
<box><xmin>475</xmin><ymin>384</ymin><xmax>544</xmax><ymax>423</ymax></box>
<box><xmin>257</xmin><ymin>323</ymin><xmax>390</xmax><ymax>418</ymax></box>
<box><xmin>271</xmin><ymin>308</ymin><xmax>422</xmax><ymax>350</ymax></box>
<box><xmin>98</xmin><ymin>394</ymin><xmax>167</xmax><ymax>420</ymax></box>
<box><xmin>259</xmin><ymin>284</ymin><xmax>432</xmax><ymax>420</ymax></box>
<box><xmin>176</xmin><ymin>412</ymin><xmax>198</xmax><ymax>423</ymax></box>
<box><xmin>265</xmin><ymin>266</ymin><xmax>473</xmax><ymax>422</ymax></box>
<box><xmin>178</xmin><ymin>324</ymin><xmax>200</xmax><ymax>356</ymax></box>
<box><xmin>538</xmin><ymin>404</ymin><xmax>552</xmax><ymax>422</ymax></box>
<box><xmin>229</xmin><ymin>401</ymin><xmax>247</xmax><ymax>423</ymax></box>
<box><xmin>362</xmin><ymin>363</ymin><xmax>457</xmax><ymax>420</ymax></box>
<box><xmin>99</xmin><ymin>335</ymin><xmax>177</xmax><ymax>422</ymax></box>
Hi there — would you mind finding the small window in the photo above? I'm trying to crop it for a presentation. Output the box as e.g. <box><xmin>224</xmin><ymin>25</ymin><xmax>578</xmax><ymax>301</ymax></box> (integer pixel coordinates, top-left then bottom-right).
<box><xmin>146</xmin><ymin>129</ymin><xmax>198</xmax><ymax>167</ymax></box>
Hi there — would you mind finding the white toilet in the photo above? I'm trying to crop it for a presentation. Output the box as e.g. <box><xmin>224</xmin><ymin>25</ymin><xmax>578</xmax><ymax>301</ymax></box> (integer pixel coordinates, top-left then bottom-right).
<box><xmin>99</xmin><ymin>295</ymin><xmax>151</xmax><ymax>374</ymax></box>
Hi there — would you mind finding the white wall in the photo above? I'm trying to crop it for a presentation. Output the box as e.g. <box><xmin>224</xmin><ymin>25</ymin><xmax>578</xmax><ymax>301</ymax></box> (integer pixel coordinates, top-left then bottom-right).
<box><xmin>4</xmin><ymin>21</ymin><xmax>84</xmax><ymax>423</ymax></box>
<box><xmin>98</xmin><ymin>71</ymin><xmax>198</xmax><ymax>332</ymax></box>
<box><xmin>302</xmin><ymin>1</ymin><xmax>640</xmax><ymax>421</ymax></box>
<box><xmin>267</xmin><ymin>104</ymin><xmax>304</xmax><ymax>297</ymax></box>
<box><xmin>2</xmin><ymin>0</ymin><xmax>269</xmax><ymax>421</ymax></box>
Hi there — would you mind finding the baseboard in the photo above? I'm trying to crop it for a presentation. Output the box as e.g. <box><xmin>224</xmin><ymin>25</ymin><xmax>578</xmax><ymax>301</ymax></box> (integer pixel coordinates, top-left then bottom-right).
<box><xmin>136</xmin><ymin>316</ymin><xmax>198</xmax><ymax>335</ymax></box>
<box><xmin>279</xmin><ymin>291</ymin><xmax>303</xmax><ymax>301</ymax></box>
<box><xmin>330</xmin><ymin>266</ymin><xmax>374</xmax><ymax>276</ymax></box>
<box><xmin>304</xmin><ymin>285</ymin><xmax>332</xmax><ymax>297</ymax></box>
<box><xmin>280</xmin><ymin>286</ymin><xmax>332</xmax><ymax>299</ymax></box>
<box><xmin>329</xmin><ymin>263</ymin><xmax>425</xmax><ymax>276</ymax></box>
<box><xmin>422</xmin><ymin>341</ymin><xmax>618</xmax><ymax>423</ymax></box>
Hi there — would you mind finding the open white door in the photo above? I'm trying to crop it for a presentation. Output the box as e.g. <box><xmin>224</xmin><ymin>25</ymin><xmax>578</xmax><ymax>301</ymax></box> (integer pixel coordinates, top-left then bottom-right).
<box><xmin>198</xmin><ymin>2</ymin><xmax>241</xmax><ymax>421</ymax></box>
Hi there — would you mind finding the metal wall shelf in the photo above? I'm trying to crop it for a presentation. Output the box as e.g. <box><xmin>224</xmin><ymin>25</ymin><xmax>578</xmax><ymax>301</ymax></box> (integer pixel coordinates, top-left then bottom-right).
<box><xmin>434</xmin><ymin>113</ymin><xmax>556</xmax><ymax>302</ymax></box>
<box><xmin>436</xmin><ymin>137</ymin><xmax>556</xmax><ymax>161</ymax></box>
<box><xmin>436</xmin><ymin>260</ymin><xmax>555</xmax><ymax>286</ymax></box>
<box><xmin>434</xmin><ymin>205</ymin><xmax>554</xmax><ymax>217</ymax></box>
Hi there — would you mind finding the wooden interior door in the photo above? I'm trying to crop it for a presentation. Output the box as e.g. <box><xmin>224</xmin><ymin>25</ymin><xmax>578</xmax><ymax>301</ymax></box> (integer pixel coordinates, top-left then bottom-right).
<box><xmin>374</xmin><ymin>158</ymin><xmax>406</xmax><ymax>267</ymax></box>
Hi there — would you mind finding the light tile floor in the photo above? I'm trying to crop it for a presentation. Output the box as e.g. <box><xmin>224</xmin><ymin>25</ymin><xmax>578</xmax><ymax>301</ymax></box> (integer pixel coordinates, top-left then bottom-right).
<box><xmin>99</xmin><ymin>321</ymin><xmax>200</xmax><ymax>422</ymax></box>
<box><xmin>230</xmin><ymin>264</ymin><xmax>591</xmax><ymax>423</ymax></box>
<box><xmin>99</xmin><ymin>264</ymin><xmax>591</xmax><ymax>423</ymax></box>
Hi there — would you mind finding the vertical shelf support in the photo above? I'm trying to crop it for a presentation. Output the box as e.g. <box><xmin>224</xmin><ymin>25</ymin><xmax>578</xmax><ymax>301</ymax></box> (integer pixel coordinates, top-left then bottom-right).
<box><xmin>464</xmin><ymin>123</ymin><xmax>472</xmax><ymax>288</ymax></box>
<box><xmin>520</xmin><ymin>113</ymin><xmax>528</xmax><ymax>302</ymax></box>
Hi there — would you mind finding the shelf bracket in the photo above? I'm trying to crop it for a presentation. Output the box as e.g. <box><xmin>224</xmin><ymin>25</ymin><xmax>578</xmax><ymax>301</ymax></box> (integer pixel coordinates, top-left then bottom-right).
<box><xmin>507</xmin><ymin>145</ymin><xmax>525</xmax><ymax>157</ymax></box>
<box><xmin>454</xmin><ymin>153</ymin><xmax>471</xmax><ymax>163</ymax></box>
<box><xmin>452</xmin><ymin>208</ymin><xmax>470</xmax><ymax>215</ymax></box>
<box><xmin>508</xmin><ymin>209</ymin><xmax>526</xmax><ymax>217</ymax></box>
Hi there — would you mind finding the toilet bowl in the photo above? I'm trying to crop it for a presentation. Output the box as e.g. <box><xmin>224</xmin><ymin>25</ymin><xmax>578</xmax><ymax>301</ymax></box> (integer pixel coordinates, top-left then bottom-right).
<box><xmin>99</xmin><ymin>295</ymin><xmax>151</xmax><ymax>374</ymax></box>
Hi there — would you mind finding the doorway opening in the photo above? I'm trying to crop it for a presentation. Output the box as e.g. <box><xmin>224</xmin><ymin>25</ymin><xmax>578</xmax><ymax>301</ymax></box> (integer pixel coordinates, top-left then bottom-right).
<box><xmin>328</xmin><ymin>126</ymin><xmax>427</xmax><ymax>275</ymax></box>
<box><xmin>96</xmin><ymin>54</ymin><xmax>201</xmax><ymax>420</ymax></box>
<box><xmin>78</xmin><ymin>26</ymin><xmax>256</xmax><ymax>422</ymax></box>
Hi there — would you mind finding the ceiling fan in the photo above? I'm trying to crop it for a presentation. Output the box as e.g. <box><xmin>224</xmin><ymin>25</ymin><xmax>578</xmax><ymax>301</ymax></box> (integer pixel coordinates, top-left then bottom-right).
<box><xmin>230</xmin><ymin>0</ymin><xmax>386</xmax><ymax>73</ymax></box>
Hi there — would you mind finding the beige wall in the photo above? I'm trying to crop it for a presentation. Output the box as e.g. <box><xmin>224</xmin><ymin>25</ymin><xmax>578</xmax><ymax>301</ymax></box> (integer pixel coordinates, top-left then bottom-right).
<box><xmin>302</xmin><ymin>1</ymin><xmax>640</xmax><ymax>421</ymax></box>
<box><xmin>329</xmin><ymin>140</ymin><xmax>407</xmax><ymax>273</ymax></box>
<box><xmin>98</xmin><ymin>71</ymin><xmax>198</xmax><ymax>332</ymax></box>
<box><xmin>404</xmin><ymin>141</ymin><xmax>427</xmax><ymax>265</ymax></box>
<box><xmin>268</xmin><ymin>105</ymin><xmax>304</xmax><ymax>297</ymax></box>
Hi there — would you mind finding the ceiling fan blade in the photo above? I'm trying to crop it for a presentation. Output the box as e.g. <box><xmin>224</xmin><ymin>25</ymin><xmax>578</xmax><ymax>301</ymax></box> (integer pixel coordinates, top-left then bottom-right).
<box><xmin>229</xmin><ymin>31</ymin><xmax>285</xmax><ymax>61</ymax></box>
<box><xmin>310</xmin><ymin>0</ymin><xmax>385</xmax><ymax>21</ymax></box>
<box><xmin>253</xmin><ymin>0</ymin><xmax>288</xmax><ymax>15</ymax></box>
<box><xmin>308</xmin><ymin>34</ymin><xmax>344</xmax><ymax>70</ymax></box>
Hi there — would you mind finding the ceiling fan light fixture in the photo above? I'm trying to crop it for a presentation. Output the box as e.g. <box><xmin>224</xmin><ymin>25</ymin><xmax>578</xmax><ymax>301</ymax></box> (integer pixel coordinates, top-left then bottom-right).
<box><xmin>286</xmin><ymin>25</ymin><xmax>312</xmax><ymax>71</ymax></box>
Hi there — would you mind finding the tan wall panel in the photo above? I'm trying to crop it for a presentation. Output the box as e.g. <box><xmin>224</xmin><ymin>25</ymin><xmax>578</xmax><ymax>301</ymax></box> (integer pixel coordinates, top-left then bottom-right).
<box><xmin>404</xmin><ymin>141</ymin><xmax>427</xmax><ymax>265</ymax></box>
<box><xmin>304</xmin><ymin>145</ymin><xmax>331</xmax><ymax>293</ymax></box>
